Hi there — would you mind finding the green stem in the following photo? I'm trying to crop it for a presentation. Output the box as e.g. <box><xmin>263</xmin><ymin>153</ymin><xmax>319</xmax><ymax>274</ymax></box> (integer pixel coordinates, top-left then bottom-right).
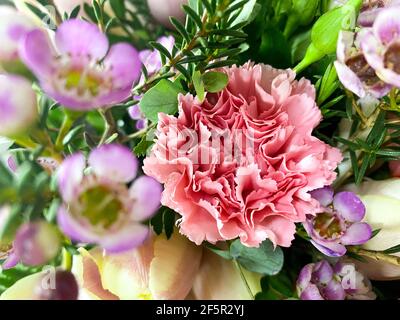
<box><xmin>293</xmin><ymin>44</ymin><xmax>324</xmax><ymax>74</ymax></box>
<box><xmin>62</xmin><ymin>248</ymin><xmax>73</xmax><ymax>272</ymax></box>
<box><xmin>389</xmin><ymin>88</ymin><xmax>398</xmax><ymax>110</ymax></box>
<box><xmin>98</xmin><ymin>109</ymin><xmax>116</xmax><ymax>145</ymax></box>
<box><xmin>55</xmin><ymin>115</ymin><xmax>74</xmax><ymax>152</ymax></box>
<box><xmin>348</xmin><ymin>247</ymin><xmax>400</xmax><ymax>266</ymax></box>
<box><xmin>234</xmin><ymin>259</ymin><xmax>255</xmax><ymax>300</ymax></box>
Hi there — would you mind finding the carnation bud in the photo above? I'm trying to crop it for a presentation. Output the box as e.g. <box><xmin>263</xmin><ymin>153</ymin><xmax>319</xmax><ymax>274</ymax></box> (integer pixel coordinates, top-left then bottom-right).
<box><xmin>36</xmin><ymin>270</ymin><xmax>79</xmax><ymax>300</ymax></box>
<box><xmin>284</xmin><ymin>0</ymin><xmax>319</xmax><ymax>38</ymax></box>
<box><xmin>14</xmin><ymin>221</ymin><xmax>61</xmax><ymax>266</ymax></box>
<box><xmin>294</xmin><ymin>0</ymin><xmax>362</xmax><ymax>73</ymax></box>
<box><xmin>0</xmin><ymin>75</ymin><xmax>38</xmax><ymax>137</ymax></box>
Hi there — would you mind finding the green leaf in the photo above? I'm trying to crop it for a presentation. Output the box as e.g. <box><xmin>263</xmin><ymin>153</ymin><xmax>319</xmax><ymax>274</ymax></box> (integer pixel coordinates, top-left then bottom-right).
<box><xmin>193</xmin><ymin>70</ymin><xmax>205</xmax><ymax>102</ymax></box>
<box><xmin>182</xmin><ymin>4</ymin><xmax>203</xmax><ymax>29</ymax></box>
<box><xmin>170</xmin><ymin>17</ymin><xmax>191</xmax><ymax>42</ymax></box>
<box><xmin>139</xmin><ymin>79</ymin><xmax>183</xmax><ymax>123</ymax></box>
<box><xmin>150</xmin><ymin>41</ymin><xmax>172</xmax><ymax>60</ymax></box>
<box><xmin>133</xmin><ymin>134</ymin><xmax>154</xmax><ymax>157</ymax></box>
<box><xmin>383</xmin><ymin>244</ymin><xmax>400</xmax><ymax>255</ymax></box>
<box><xmin>206</xmin><ymin>243</ymin><xmax>233</xmax><ymax>260</ymax></box>
<box><xmin>109</xmin><ymin>0</ymin><xmax>126</xmax><ymax>19</ymax></box>
<box><xmin>163</xmin><ymin>208</ymin><xmax>176</xmax><ymax>239</ymax></box>
<box><xmin>230</xmin><ymin>239</ymin><xmax>284</xmax><ymax>275</ymax></box>
<box><xmin>228</xmin><ymin>0</ymin><xmax>259</xmax><ymax>27</ymax></box>
<box><xmin>202</xmin><ymin>71</ymin><xmax>228</xmax><ymax>93</ymax></box>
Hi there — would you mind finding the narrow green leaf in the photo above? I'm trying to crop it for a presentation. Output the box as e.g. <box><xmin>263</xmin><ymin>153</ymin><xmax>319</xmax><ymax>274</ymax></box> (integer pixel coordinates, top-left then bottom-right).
<box><xmin>109</xmin><ymin>0</ymin><xmax>126</xmax><ymax>19</ymax></box>
<box><xmin>150</xmin><ymin>41</ymin><xmax>172</xmax><ymax>59</ymax></box>
<box><xmin>383</xmin><ymin>244</ymin><xmax>400</xmax><ymax>255</ymax></box>
<box><xmin>182</xmin><ymin>4</ymin><xmax>203</xmax><ymax>29</ymax></box>
<box><xmin>170</xmin><ymin>17</ymin><xmax>191</xmax><ymax>42</ymax></box>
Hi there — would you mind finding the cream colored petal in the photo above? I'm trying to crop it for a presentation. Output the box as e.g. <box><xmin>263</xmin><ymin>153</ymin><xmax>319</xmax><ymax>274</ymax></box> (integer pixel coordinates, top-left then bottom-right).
<box><xmin>100</xmin><ymin>236</ymin><xmax>155</xmax><ymax>300</ymax></box>
<box><xmin>72</xmin><ymin>248</ymin><xmax>118</xmax><ymax>300</ymax></box>
<box><xmin>0</xmin><ymin>272</ymin><xmax>42</xmax><ymax>300</ymax></box>
<box><xmin>149</xmin><ymin>231</ymin><xmax>202</xmax><ymax>300</ymax></box>
<box><xmin>192</xmin><ymin>249</ymin><xmax>261</xmax><ymax>300</ymax></box>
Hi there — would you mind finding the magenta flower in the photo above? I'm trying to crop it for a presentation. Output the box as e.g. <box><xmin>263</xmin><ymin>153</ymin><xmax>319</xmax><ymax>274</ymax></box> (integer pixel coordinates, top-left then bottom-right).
<box><xmin>304</xmin><ymin>187</ymin><xmax>372</xmax><ymax>257</ymax></box>
<box><xmin>129</xmin><ymin>36</ymin><xmax>175</xmax><ymax>129</ymax></box>
<box><xmin>19</xmin><ymin>19</ymin><xmax>142</xmax><ymax>110</ymax></box>
<box><xmin>360</xmin><ymin>7</ymin><xmax>400</xmax><ymax>88</ymax></box>
<box><xmin>56</xmin><ymin>144</ymin><xmax>162</xmax><ymax>253</ymax></box>
<box><xmin>334</xmin><ymin>31</ymin><xmax>391</xmax><ymax>98</ymax></box>
<box><xmin>296</xmin><ymin>260</ymin><xmax>376</xmax><ymax>300</ymax></box>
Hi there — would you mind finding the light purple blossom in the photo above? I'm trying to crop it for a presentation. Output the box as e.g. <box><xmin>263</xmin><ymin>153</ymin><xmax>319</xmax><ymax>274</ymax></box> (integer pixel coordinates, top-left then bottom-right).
<box><xmin>334</xmin><ymin>31</ymin><xmax>391</xmax><ymax>98</ymax></box>
<box><xmin>296</xmin><ymin>260</ymin><xmax>376</xmax><ymax>300</ymax></box>
<box><xmin>305</xmin><ymin>187</ymin><xmax>372</xmax><ymax>257</ymax></box>
<box><xmin>0</xmin><ymin>74</ymin><xmax>37</xmax><ymax>136</ymax></box>
<box><xmin>128</xmin><ymin>36</ymin><xmax>175</xmax><ymax>129</ymax></box>
<box><xmin>56</xmin><ymin>144</ymin><xmax>162</xmax><ymax>253</ymax></box>
<box><xmin>0</xmin><ymin>6</ymin><xmax>35</xmax><ymax>62</ymax></box>
<box><xmin>12</xmin><ymin>221</ymin><xmax>61</xmax><ymax>266</ymax></box>
<box><xmin>360</xmin><ymin>7</ymin><xmax>400</xmax><ymax>88</ymax></box>
<box><xmin>19</xmin><ymin>19</ymin><xmax>142</xmax><ymax>110</ymax></box>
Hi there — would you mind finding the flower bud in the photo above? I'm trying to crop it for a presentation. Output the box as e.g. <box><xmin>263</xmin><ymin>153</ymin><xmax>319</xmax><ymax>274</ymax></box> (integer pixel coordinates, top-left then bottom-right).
<box><xmin>0</xmin><ymin>270</ymin><xmax>79</xmax><ymax>300</ymax></box>
<box><xmin>0</xmin><ymin>75</ymin><xmax>38</xmax><ymax>137</ymax></box>
<box><xmin>294</xmin><ymin>0</ymin><xmax>362</xmax><ymax>73</ymax></box>
<box><xmin>284</xmin><ymin>0</ymin><xmax>319</xmax><ymax>38</ymax></box>
<box><xmin>37</xmin><ymin>270</ymin><xmax>79</xmax><ymax>300</ymax></box>
<box><xmin>147</xmin><ymin>0</ymin><xmax>187</xmax><ymax>28</ymax></box>
<box><xmin>192</xmin><ymin>249</ymin><xmax>262</xmax><ymax>300</ymax></box>
<box><xmin>345</xmin><ymin>178</ymin><xmax>400</xmax><ymax>280</ymax></box>
<box><xmin>14</xmin><ymin>221</ymin><xmax>61</xmax><ymax>266</ymax></box>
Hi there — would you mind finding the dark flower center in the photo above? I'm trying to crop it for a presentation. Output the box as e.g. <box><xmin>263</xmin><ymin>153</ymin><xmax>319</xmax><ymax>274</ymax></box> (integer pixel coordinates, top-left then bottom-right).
<box><xmin>79</xmin><ymin>185</ymin><xmax>121</xmax><ymax>228</ymax></box>
<box><xmin>346</xmin><ymin>54</ymin><xmax>380</xmax><ymax>85</ymax></box>
<box><xmin>313</xmin><ymin>212</ymin><xmax>343</xmax><ymax>239</ymax></box>
<box><xmin>384</xmin><ymin>42</ymin><xmax>400</xmax><ymax>73</ymax></box>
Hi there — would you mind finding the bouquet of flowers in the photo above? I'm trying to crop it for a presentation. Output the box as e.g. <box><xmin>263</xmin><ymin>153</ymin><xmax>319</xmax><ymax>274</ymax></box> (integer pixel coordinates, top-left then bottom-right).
<box><xmin>0</xmin><ymin>0</ymin><xmax>399</xmax><ymax>301</ymax></box>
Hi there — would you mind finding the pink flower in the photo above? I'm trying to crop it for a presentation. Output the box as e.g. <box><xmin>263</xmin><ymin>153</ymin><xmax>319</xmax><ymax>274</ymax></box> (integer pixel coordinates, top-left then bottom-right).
<box><xmin>57</xmin><ymin>144</ymin><xmax>162</xmax><ymax>253</ymax></box>
<box><xmin>143</xmin><ymin>62</ymin><xmax>342</xmax><ymax>248</ymax></box>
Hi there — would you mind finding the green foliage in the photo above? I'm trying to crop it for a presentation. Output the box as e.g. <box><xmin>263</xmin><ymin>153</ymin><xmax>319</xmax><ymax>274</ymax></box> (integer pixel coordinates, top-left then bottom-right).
<box><xmin>150</xmin><ymin>207</ymin><xmax>176</xmax><ymax>239</ymax></box>
<box><xmin>0</xmin><ymin>265</ymin><xmax>41</xmax><ymax>294</ymax></box>
<box><xmin>139</xmin><ymin>79</ymin><xmax>183</xmax><ymax>123</ymax></box>
<box><xmin>230</xmin><ymin>239</ymin><xmax>284</xmax><ymax>275</ymax></box>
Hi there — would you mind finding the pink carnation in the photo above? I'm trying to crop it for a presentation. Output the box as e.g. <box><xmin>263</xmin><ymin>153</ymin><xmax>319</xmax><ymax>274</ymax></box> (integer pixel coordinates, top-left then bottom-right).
<box><xmin>143</xmin><ymin>62</ymin><xmax>342</xmax><ymax>248</ymax></box>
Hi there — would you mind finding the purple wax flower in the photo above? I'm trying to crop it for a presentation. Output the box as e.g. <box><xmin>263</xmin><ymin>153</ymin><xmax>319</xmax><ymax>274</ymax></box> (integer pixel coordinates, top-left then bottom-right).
<box><xmin>19</xmin><ymin>19</ymin><xmax>142</xmax><ymax>110</ymax></box>
<box><xmin>56</xmin><ymin>144</ymin><xmax>162</xmax><ymax>253</ymax></box>
<box><xmin>334</xmin><ymin>31</ymin><xmax>391</xmax><ymax>98</ymax></box>
<box><xmin>359</xmin><ymin>7</ymin><xmax>400</xmax><ymax>88</ymax></box>
<box><xmin>128</xmin><ymin>36</ymin><xmax>175</xmax><ymax>129</ymax></box>
<box><xmin>297</xmin><ymin>260</ymin><xmax>376</xmax><ymax>300</ymax></box>
<box><xmin>305</xmin><ymin>187</ymin><xmax>372</xmax><ymax>257</ymax></box>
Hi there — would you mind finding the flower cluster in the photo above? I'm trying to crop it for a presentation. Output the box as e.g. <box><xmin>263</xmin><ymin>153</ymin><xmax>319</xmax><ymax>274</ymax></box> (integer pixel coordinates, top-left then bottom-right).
<box><xmin>296</xmin><ymin>260</ymin><xmax>376</xmax><ymax>300</ymax></box>
<box><xmin>335</xmin><ymin>2</ymin><xmax>400</xmax><ymax>98</ymax></box>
